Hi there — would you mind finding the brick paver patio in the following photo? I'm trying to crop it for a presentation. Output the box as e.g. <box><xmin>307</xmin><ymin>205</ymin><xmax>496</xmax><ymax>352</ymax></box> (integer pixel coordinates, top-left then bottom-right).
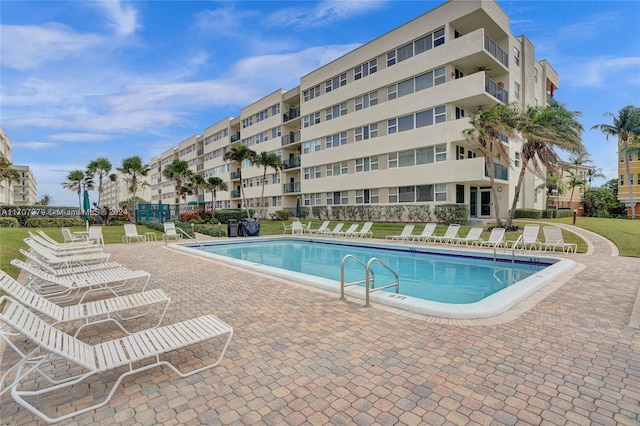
<box><xmin>1</xmin><ymin>225</ymin><xmax>639</xmax><ymax>425</ymax></box>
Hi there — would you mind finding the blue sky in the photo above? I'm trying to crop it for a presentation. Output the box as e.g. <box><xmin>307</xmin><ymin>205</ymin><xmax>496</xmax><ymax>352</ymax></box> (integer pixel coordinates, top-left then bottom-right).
<box><xmin>1</xmin><ymin>0</ymin><xmax>639</xmax><ymax>206</ymax></box>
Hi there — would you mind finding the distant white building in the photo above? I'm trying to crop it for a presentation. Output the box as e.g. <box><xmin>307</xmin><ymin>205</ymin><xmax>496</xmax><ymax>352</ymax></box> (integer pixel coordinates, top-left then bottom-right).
<box><xmin>1</xmin><ymin>125</ymin><xmax>38</xmax><ymax>206</ymax></box>
<box><xmin>100</xmin><ymin>172</ymin><xmax>151</xmax><ymax>211</ymax></box>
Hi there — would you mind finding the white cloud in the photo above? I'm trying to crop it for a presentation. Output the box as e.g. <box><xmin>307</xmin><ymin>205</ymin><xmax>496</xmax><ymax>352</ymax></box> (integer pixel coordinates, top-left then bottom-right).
<box><xmin>560</xmin><ymin>56</ymin><xmax>640</xmax><ymax>87</ymax></box>
<box><xmin>12</xmin><ymin>142</ymin><xmax>56</xmax><ymax>150</ymax></box>
<box><xmin>93</xmin><ymin>0</ymin><xmax>141</xmax><ymax>36</ymax></box>
<box><xmin>557</xmin><ymin>12</ymin><xmax>619</xmax><ymax>42</ymax></box>
<box><xmin>0</xmin><ymin>23</ymin><xmax>102</xmax><ymax>70</ymax></box>
<box><xmin>49</xmin><ymin>133</ymin><xmax>112</xmax><ymax>142</ymax></box>
<box><xmin>268</xmin><ymin>0</ymin><xmax>388</xmax><ymax>28</ymax></box>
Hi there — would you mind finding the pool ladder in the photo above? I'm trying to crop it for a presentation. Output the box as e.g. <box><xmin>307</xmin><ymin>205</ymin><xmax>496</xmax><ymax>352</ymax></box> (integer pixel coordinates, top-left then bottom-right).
<box><xmin>340</xmin><ymin>255</ymin><xmax>399</xmax><ymax>307</ymax></box>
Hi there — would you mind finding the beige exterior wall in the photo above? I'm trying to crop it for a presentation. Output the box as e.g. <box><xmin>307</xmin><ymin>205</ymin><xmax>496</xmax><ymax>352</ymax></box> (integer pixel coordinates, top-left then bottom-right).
<box><xmin>149</xmin><ymin>0</ymin><xmax>560</xmax><ymax>222</ymax></box>
<box><xmin>0</xmin><ymin>126</ymin><xmax>15</xmax><ymax>205</ymax></box>
<box><xmin>11</xmin><ymin>165</ymin><xmax>38</xmax><ymax>205</ymax></box>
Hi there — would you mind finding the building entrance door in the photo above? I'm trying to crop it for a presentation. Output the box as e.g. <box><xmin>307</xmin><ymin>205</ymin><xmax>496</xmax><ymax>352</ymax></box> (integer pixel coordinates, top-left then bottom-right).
<box><xmin>480</xmin><ymin>189</ymin><xmax>491</xmax><ymax>217</ymax></box>
<box><xmin>470</xmin><ymin>187</ymin><xmax>477</xmax><ymax>217</ymax></box>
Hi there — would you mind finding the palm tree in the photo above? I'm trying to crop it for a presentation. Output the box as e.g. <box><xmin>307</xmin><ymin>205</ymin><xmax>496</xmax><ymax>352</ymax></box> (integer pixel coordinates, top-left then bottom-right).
<box><xmin>0</xmin><ymin>156</ymin><xmax>20</xmax><ymax>202</ymax></box>
<box><xmin>117</xmin><ymin>156</ymin><xmax>150</xmax><ymax>223</ymax></box>
<box><xmin>62</xmin><ymin>170</ymin><xmax>93</xmax><ymax>211</ymax></box>
<box><xmin>566</xmin><ymin>170</ymin><xmax>586</xmax><ymax>208</ymax></box>
<box><xmin>162</xmin><ymin>159</ymin><xmax>191</xmax><ymax>218</ymax></box>
<box><xmin>87</xmin><ymin>157</ymin><xmax>113</xmax><ymax>207</ymax></box>
<box><xmin>591</xmin><ymin>105</ymin><xmax>640</xmax><ymax>219</ymax></box>
<box><xmin>566</xmin><ymin>152</ymin><xmax>591</xmax><ymax>208</ymax></box>
<box><xmin>36</xmin><ymin>194</ymin><xmax>52</xmax><ymax>205</ymax></box>
<box><xmin>188</xmin><ymin>173</ymin><xmax>207</xmax><ymax>212</ymax></box>
<box><xmin>205</xmin><ymin>176</ymin><xmax>228</xmax><ymax>234</ymax></box>
<box><xmin>463</xmin><ymin>104</ymin><xmax>514</xmax><ymax>225</ymax></box>
<box><xmin>505</xmin><ymin>103</ymin><xmax>584</xmax><ymax>228</ymax></box>
<box><xmin>223</xmin><ymin>145</ymin><xmax>257</xmax><ymax>218</ymax></box>
<box><xmin>537</xmin><ymin>173</ymin><xmax>567</xmax><ymax>210</ymax></box>
<box><xmin>253</xmin><ymin>151</ymin><xmax>283</xmax><ymax>220</ymax></box>
<box><xmin>586</xmin><ymin>166</ymin><xmax>605</xmax><ymax>188</ymax></box>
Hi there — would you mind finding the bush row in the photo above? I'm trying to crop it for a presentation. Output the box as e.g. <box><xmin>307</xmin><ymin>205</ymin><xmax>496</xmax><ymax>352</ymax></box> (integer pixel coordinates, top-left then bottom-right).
<box><xmin>138</xmin><ymin>221</ymin><xmax>227</xmax><ymax>238</ymax></box>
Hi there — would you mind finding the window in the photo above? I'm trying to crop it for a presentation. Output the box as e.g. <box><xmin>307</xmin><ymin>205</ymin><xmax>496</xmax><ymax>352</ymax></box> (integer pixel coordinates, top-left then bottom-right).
<box><xmin>397</xmin><ymin>42</ymin><xmax>414</xmax><ymax>63</ymax></box>
<box><xmin>355</xmin><ymin>123</ymin><xmax>378</xmax><ymax>141</ymax></box>
<box><xmin>325</xmin><ymin>73</ymin><xmax>347</xmax><ymax>92</ymax></box>
<box><xmin>514</xmin><ymin>47</ymin><xmax>520</xmax><ymax>66</ymax></box>
<box><xmin>455</xmin><ymin>107</ymin><xmax>465</xmax><ymax>120</ymax></box>
<box><xmin>399</xmin><ymin>150</ymin><xmax>415</xmax><ymax>167</ymax></box>
<box><xmin>398</xmin><ymin>186</ymin><xmax>415</xmax><ymax>203</ymax></box>
<box><xmin>388</xmin><ymin>152</ymin><xmax>398</xmax><ymax>168</ymax></box>
<box><xmin>388</xmin><ymin>187</ymin><xmax>398</xmax><ymax>203</ymax></box>
<box><xmin>242</xmin><ymin>117</ymin><xmax>253</xmax><ymax>128</ymax></box>
<box><xmin>355</xmin><ymin>156</ymin><xmax>379</xmax><ymax>172</ymax></box>
<box><xmin>417</xmin><ymin>185</ymin><xmax>433</xmax><ymax>202</ymax></box>
<box><xmin>435</xmin><ymin>184</ymin><xmax>447</xmax><ymax>201</ymax></box>
<box><xmin>456</xmin><ymin>146</ymin><xmax>465</xmax><ymax>160</ymax></box>
<box><xmin>388</xmin><ymin>118</ymin><xmax>397</xmax><ymax>134</ymax></box>
<box><xmin>326</xmin><ymin>161</ymin><xmax>348</xmax><ymax>177</ymax></box>
<box><xmin>325</xmin><ymin>132</ymin><xmax>347</xmax><ymax>149</ymax></box>
<box><xmin>414</xmin><ymin>34</ymin><xmax>432</xmax><ymax>54</ymax></box>
<box><xmin>356</xmin><ymin>189</ymin><xmax>379</xmax><ymax>204</ymax></box>
<box><xmin>303</xmin><ymin>85</ymin><xmax>321</xmax><ymax>102</ymax></box>
<box><xmin>434</xmin><ymin>67</ymin><xmax>446</xmax><ymax>85</ymax></box>
<box><xmin>398</xmin><ymin>78</ymin><xmax>414</xmax><ymax>97</ymax></box>
<box><xmin>514</xmin><ymin>82</ymin><xmax>521</xmax><ymax>100</ymax></box>
<box><xmin>433</xmin><ymin>28</ymin><xmax>445</xmax><ymax>46</ymax></box>
<box><xmin>535</xmin><ymin>68</ymin><xmax>539</xmax><ymax>84</ymax></box>
<box><xmin>326</xmin><ymin>102</ymin><xmax>347</xmax><ymax>120</ymax></box>
<box><xmin>515</xmin><ymin>152</ymin><xmax>520</xmax><ymax>167</ymax></box>
<box><xmin>456</xmin><ymin>185</ymin><xmax>465</xmax><ymax>203</ymax></box>
<box><xmin>304</xmin><ymin>167</ymin><xmax>322</xmax><ymax>180</ymax></box>
<box><xmin>435</xmin><ymin>105</ymin><xmax>447</xmax><ymax>123</ymax></box>
<box><xmin>354</xmin><ymin>59</ymin><xmax>378</xmax><ymax>80</ymax></box>
<box><xmin>355</xmin><ymin>91</ymin><xmax>378</xmax><ymax>111</ymax></box>
<box><xmin>303</xmin><ymin>112</ymin><xmax>321</xmax><ymax>127</ymax></box>
<box><xmin>416</xmin><ymin>109</ymin><xmax>433</xmax><ymax>128</ymax></box>
<box><xmin>398</xmin><ymin>114</ymin><xmax>414</xmax><ymax>132</ymax></box>
<box><xmin>327</xmin><ymin>191</ymin><xmax>348</xmax><ymax>205</ymax></box>
<box><xmin>435</xmin><ymin>145</ymin><xmax>447</xmax><ymax>162</ymax></box>
<box><xmin>271</xmin><ymin>126</ymin><xmax>281</xmax><ymax>138</ymax></box>
<box><xmin>272</xmin><ymin>104</ymin><xmax>280</xmax><ymax>115</ymax></box>
<box><xmin>302</xmin><ymin>139</ymin><xmax>321</xmax><ymax>154</ymax></box>
<box><xmin>620</xmin><ymin>175</ymin><xmax>624</xmax><ymax>186</ymax></box>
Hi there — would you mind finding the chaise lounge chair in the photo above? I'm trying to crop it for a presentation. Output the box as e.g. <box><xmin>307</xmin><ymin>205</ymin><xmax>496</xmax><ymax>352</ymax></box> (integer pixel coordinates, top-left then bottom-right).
<box><xmin>320</xmin><ymin>222</ymin><xmax>344</xmax><ymax>236</ymax></box>
<box><xmin>511</xmin><ymin>224</ymin><xmax>541</xmax><ymax>251</ymax></box>
<box><xmin>163</xmin><ymin>222</ymin><xmax>183</xmax><ymax>241</ymax></box>
<box><xmin>351</xmin><ymin>222</ymin><xmax>373</xmax><ymax>238</ymax></box>
<box><xmin>61</xmin><ymin>227</ymin><xmax>87</xmax><ymax>243</ymax></box>
<box><xmin>24</xmin><ymin>238</ymin><xmax>111</xmax><ymax>268</ymax></box>
<box><xmin>37</xmin><ymin>229</ymin><xmax>93</xmax><ymax>248</ymax></box>
<box><xmin>478</xmin><ymin>228</ymin><xmax>506</xmax><ymax>248</ymax></box>
<box><xmin>0</xmin><ymin>271</ymin><xmax>170</xmax><ymax>336</ymax></box>
<box><xmin>0</xmin><ymin>297</ymin><xmax>233</xmax><ymax>423</ymax></box>
<box><xmin>386</xmin><ymin>224</ymin><xmax>415</xmax><ymax>241</ymax></box>
<box><xmin>11</xmin><ymin>258</ymin><xmax>150</xmax><ymax>303</ymax></box>
<box><xmin>27</xmin><ymin>233</ymin><xmax>103</xmax><ymax>255</ymax></box>
<box><xmin>541</xmin><ymin>226</ymin><xmax>577</xmax><ymax>253</ymax></box>
<box><xmin>430</xmin><ymin>224</ymin><xmax>461</xmax><ymax>244</ymax></box>
<box><xmin>122</xmin><ymin>223</ymin><xmax>146</xmax><ymax>243</ymax></box>
<box><xmin>308</xmin><ymin>221</ymin><xmax>330</xmax><ymax>235</ymax></box>
<box><xmin>410</xmin><ymin>223</ymin><xmax>437</xmax><ymax>242</ymax></box>
<box><xmin>19</xmin><ymin>249</ymin><xmax>122</xmax><ymax>277</ymax></box>
<box><xmin>334</xmin><ymin>223</ymin><xmax>359</xmax><ymax>238</ymax></box>
<box><xmin>450</xmin><ymin>227</ymin><xmax>483</xmax><ymax>245</ymax></box>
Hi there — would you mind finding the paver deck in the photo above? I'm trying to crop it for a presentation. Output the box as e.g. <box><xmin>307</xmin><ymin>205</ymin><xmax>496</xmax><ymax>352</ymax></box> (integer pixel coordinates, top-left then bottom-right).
<box><xmin>1</xmin><ymin>224</ymin><xmax>639</xmax><ymax>425</ymax></box>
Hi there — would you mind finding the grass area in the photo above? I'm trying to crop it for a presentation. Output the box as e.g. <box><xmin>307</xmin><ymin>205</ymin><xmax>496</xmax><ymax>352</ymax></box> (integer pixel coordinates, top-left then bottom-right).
<box><xmin>1</xmin><ymin>217</ymin><xmax>636</xmax><ymax>279</ymax></box>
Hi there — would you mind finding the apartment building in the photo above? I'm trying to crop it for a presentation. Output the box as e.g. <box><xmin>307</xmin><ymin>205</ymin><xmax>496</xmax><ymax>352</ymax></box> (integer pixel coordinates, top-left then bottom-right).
<box><xmin>618</xmin><ymin>147</ymin><xmax>640</xmax><ymax>217</ymax></box>
<box><xmin>101</xmin><ymin>173</ymin><xmax>152</xmax><ymax>210</ymax></box>
<box><xmin>0</xmin><ymin>126</ymin><xmax>14</xmax><ymax>205</ymax></box>
<box><xmin>150</xmin><ymin>0</ymin><xmax>558</xmax><ymax>222</ymax></box>
<box><xmin>11</xmin><ymin>165</ymin><xmax>38</xmax><ymax>205</ymax></box>
<box><xmin>547</xmin><ymin>162</ymin><xmax>592</xmax><ymax>213</ymax></box>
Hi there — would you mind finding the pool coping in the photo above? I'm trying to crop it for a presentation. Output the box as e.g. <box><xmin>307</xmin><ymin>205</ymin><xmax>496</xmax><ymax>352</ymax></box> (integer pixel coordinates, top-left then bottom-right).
<box><xmin>168</xmin><ymin>236</ymin><xmax>576</xmax><ymax>320</ymax></box>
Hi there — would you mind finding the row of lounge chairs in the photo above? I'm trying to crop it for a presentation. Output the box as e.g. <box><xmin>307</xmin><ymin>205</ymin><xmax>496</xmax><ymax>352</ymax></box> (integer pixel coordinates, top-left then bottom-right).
<box><xmin>285</xmin><ymin>220</ymin><xmax>374</xmax><ymax>238</ymax></box>
<box><xmin>0</xmin><ymin>229</ymin><xmax>233</xmax><ymax>423</ymax></box>
<box><xmin>385</xmin><ymin>223</ymin><xmax>577</xmax><ymax>253</ymax></box>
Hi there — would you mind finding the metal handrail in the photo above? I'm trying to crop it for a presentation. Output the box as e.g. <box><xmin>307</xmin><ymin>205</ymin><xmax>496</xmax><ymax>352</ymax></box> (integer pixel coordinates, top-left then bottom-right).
<box><xmin>365</xmin><ymin>257</ymin><xmax>399</xmax><ymax>307</ymax></box>
<box><xmin>340</xmin><ymin>255</ymin><xmax>369</xmax><ymax>301</ymax></box>
<box><xmin>510</xmin><ymin>235</ymin><xmax>523</xmax><ymax>263</ymax></box>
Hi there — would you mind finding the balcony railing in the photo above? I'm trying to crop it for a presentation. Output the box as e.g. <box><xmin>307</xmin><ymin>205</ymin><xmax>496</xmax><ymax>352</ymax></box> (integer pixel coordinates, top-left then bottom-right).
<box><xmin>197</xmin><ymin>149</ymin><xmax>204</xmax><ymax>156</ymax></box>
<box><xmin>283</xmin><ymin>182</ymin><xmax>301</xmax><ymax>194</ymax></box>
<box><xmin>282</xmin><ymin>131</ymin><xmax>301</xmax><ymax>146</ymax></box>
<box><xmin>230</xmin><ymin>132</ymin><xmax>241</xmax><ymax>142</ymax></box>
<box><xmin>547</xmin><ymin>93</ymin><xmax>559</xmax><ymax>106</ymax></box>
<box><xmin>485</xmin><ymin>76</ymin><xmax>508</xmax><ymax>103</ymax></box>
<box><xmin>283</xmin><ymin>108</ymin><xmax>300</xmax><ymax>122</ymax></box>
<box><xmin>283</xmin><ymin>156</ymin><xmax>301</xmax><ymax>169</ymax></box>
<box><xmin>230</xmin><ymin>170</ymin><xmax>241</xmax><ymax>180</ymax></box>
<box><xmin>484</xmin><ymin>35</ymin><xmax>508</xmax><ymax>68</ymax></box>
<box><xmin>230</xmin><ymin>190</ymin><xmax>241</xmax><ymax>198</ymax></box>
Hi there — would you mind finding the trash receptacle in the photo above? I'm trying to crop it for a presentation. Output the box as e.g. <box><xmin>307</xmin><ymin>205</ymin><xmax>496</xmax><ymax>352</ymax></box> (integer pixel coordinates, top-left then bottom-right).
<box><xmin>227</xmin><ymin>219</ymin><xmax>238</xmax><ymax>237</ymax></box>
<box><xmin>240</xmin><ymin>218</ymin><xmax>260</xmax><ymax>236</ymax></box>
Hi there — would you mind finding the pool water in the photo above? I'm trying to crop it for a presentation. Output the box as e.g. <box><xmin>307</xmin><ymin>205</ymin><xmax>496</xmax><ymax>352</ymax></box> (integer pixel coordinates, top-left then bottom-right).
<box><xmin>195</xmin><ymin>239</ymin><xmax>549</xmax><ymax>304</ymax></box>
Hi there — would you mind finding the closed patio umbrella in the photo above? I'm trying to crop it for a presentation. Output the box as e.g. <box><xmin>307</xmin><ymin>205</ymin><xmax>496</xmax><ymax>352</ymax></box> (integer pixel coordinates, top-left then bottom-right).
<box><xmin>83</xmin><ymin>189</ymin><xmax>91</xmax><ymax>231</ymax></box>
<box><xmin>295</xmin><ymin>197</ymin><xmax>301</xmax><ymax>218</ymax></box>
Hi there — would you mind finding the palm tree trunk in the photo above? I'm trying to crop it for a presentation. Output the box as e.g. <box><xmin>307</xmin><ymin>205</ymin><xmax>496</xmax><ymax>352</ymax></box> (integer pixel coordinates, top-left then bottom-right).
<box><xmin>260</xmin><ymin>169</ymin><xmax>267</xmax><ymax>220</ymax></box>
<box><xmin>624</xmin><ymin>155</ymin><xmax>636</xmax><ymax>219</ymax></box>
<box><xmin>485</xmin><ymin>157</ymin><xmax>501</xmax><ymax>224</ymax></box>
<box><xmin>505</xmin><ymin>159</ymin><xmax>529</xmax><ymax>229</ymax></box>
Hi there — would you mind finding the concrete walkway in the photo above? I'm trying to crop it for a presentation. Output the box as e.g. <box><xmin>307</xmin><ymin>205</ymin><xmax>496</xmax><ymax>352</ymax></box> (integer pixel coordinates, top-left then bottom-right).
<box><xmin>1</xmin><ymin>229</ymin><xmax>639</xmax><ymax>425</ymax></box>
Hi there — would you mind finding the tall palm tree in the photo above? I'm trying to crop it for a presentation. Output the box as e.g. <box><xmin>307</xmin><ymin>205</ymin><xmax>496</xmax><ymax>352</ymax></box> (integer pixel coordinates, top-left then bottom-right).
<box><xmin>223</xmin><ymin>145</ymin><xmax>257</xmax><ymax>218</ymax></box>
<box><xmin>0</xmin><ymin>156</ymin><xmax>20</xmax><ymax>202</ymax></box>
<box><xmin>586</xmin><ymin>166</ymin><xmax>605</xmax><ymax>188</ymax></box>
<box><xmin>566</xmin><ymin>152</ymin><xmax>591</xmax><ymax>208</ymax></box>
<box><xmin>463</xmin><ymin>104</ymin><xmax>514</xmax><ymax>225</ymax></box>
<box><xmin>205</xmin><ymin>176</ymin><xmax>228</xmax><ymax>234</ymax></box>
<box><xmin>162</xmin><ymin>159</ymin><xmax>191</xmax><ymax>218</ymax></box>
<box><xmin>505</xmin><ymin>103</ymin><xmax>584</xmax><ymax>228</ymax></box>
<box><xmin>253</xmin><ymin>151</ymin><xmax>283</xmax><ymax>220</ymax></box>
<box><xmin>87</xmin><ymin>157</ymin><xmax>113</xmax><ymax>207</ymax></box>
<box><xmin>117</xmin><ymin>156</ymin><xmax>150</xmax><ymax>223</ymax></box>
<box><xmin>185</xmin><ymin>173</ymin><xmax>207</xmax><ymax>212</ymax></box>
<box><xmin>62</xmin><ymin>170</ymin><xmax>93</xmax><ymax>211</ymax></box>
<box><xmin>566</xmin><ymin>171</ymin><xmax>586</xmax><ymax>208</ymax></box>
<box><xmin>36</xmin><ymin>194</ymin><xmax>52</xmax><ymax>205</ymax></box>
<box><xmin>591</xmin><ymin>105</ymin><xmax>640</xmax><ymax>219</ymax></box>
<box><xmin>537</xmin><ymin>173</ymin><xmax>568</xmax><ymax>210</ymax></box>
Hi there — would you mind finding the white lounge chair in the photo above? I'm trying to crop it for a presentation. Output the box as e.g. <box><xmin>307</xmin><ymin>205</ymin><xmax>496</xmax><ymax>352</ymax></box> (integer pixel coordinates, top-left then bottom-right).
<box><xmin>24</xmin><ymin>238</ymin><xmax>111</xmax><ymax>268</ymax></box>
<box><xmin>320</xmin><ymin>222</ymin><xmax>344</xmax><ymax>236</ymax></box>
<box><xmin>87</xmin><ymin>226</ymin><xmax>105</xmax><ymax>246</ymax></box>
<box><xmin>61</xmin><ymin>227</ymin><xmax>86</xmax><ymax>243</ymax></box>
<box><xmin>511</xmin><ymin>224</ymin><xmax>541</xmax><ymax>251</ymax></box>
<box><xmin>38</xmin><ymin>229</ymin><xmax>92</xmax><ymax>248</ymax></box>
<box><xmin>450</xmin><ymin>227</ymin><xmax>483</xmax><ymax>245</ymax></box>
<box><xmin>0</xmin><ymin>297</ymin><xmax>233</xmax><ymax>423</ymax></box>
<box><xmin>541</xmin><ymin>226</ymin><xmax>577</xmax><ymax>253</ymax></box>
<box><xmin>411</xmin><ymin>223</ymin><xmax>437</xmax><ymax>242</ymax></box>
<box><xmin>478</xmin><ymin>228</ymin><xmax>506</xmax><ymax>248</ymax></box>
<box><xmin>19</xmin><ymin>249</ymin><xmax>122</xmax><ymax>277</ymax></box>
<box><xmin>386</xmin><ymin>224</ymin><xmax>415</xmax><ymax>241</ymax></box>
<box><xmin>163</xmin><ymin>222</ymin><xmax>183</xmax><ymax>241</ymax></box>
<box><xmin>11</xmin><ymin>258</ymin><xmax>150</xmax><ymax>303</ymax></box>
<box><xmin>351</xmin><ymin>222</ymin><xmax>373</xmax><ymax>238</ymax></box>
<box><xmin>0</xmin><ymin>271</ymin><xmax>170</xmax><ymax>336</ymax></box>
<box><xmin>430</xmin><ymin>224</ymin><xmax>461</xmax><ymax>244</ymax></box>
<box><xmin>291</xmin><ymin>221</ymin><xmax>305</xmax><ymax>235</ymax></box>
<box><xmin>122</xmin><ymin>223</ymin><xmax>146</xmax><ymax>243</ymax></box>
<box><xmin>334</xmin><ymin>224</ymin><xmax>359</xmax><ymax>238</ymax></box>
<box><xmin>308</xmin><ymin>221</ymin><xmax>330</xmax><ymax>234</ymax></box>
<box><xmin>27</xmin><ymin>232</ymin><xmax>103</xmax><ymax>255</ymax></box>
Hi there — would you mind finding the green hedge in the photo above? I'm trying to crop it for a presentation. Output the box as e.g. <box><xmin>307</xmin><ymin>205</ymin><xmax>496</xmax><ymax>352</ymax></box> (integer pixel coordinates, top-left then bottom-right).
<box><xmin>515</xmin><ymin>208</ymin><xmax>543</xmax><ymax>219</ymax></box>
<box><xmin>434</xmin><ymin>204</ymin><xmax>469</xmax><ymax>224</ymax></box>
<box><xmin>24</xmin><ymin>218</ymin><xmax>84</xmax><ymax>227</ymax></box>
<box><xmin>0</xmin><ymin>217</ymin><xmax>19</xmax><ymax>227</ymax></box>
<box><xmin>138</xmin><ymin>221</ymin><xmax>227</xmax><ymax>238</ymax></box>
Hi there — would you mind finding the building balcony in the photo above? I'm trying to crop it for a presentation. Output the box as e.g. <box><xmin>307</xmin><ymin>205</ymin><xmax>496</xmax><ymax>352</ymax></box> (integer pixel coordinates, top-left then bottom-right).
<box><xmin>230</xmin><ymin>132</ymin><xmax>241</xmax><ymax>143</ymax></box>
<box><xmin>485</xmin><ymin>76</ymin><xmax>508</xmax><ymax>103</ymax></box>
<box><xmin>230</xmin><ymin>170</ymin><xmax>241</xmax><ymax>180</ymax></box>
<box><xmin>230</xmin><ymin>190</ymin><xmax>241</xmax><ymax>198</ymax></box>
<box><xmin>283</xmin><ymin>108</ymin><xmax>300</xmax><ymax>122</ymax></box>
<box><xmin>283</xmin><ymin>156</ymin><xmax>301</xmax><ymax>169</ymax></box>
<box><xmin>282</xmin><ymin>131</ymin><xmax>301</xmax><ymax>147</ymax></box>
<box><xmin>283</xmin><ymin>182</ymin><xmax>301</xmax><ymax>194</ymax></box>
<box><xmin>484</xmin><ymin>35</ymin><xmax>508</xmax><ymax>68</ymax></box>
<box><xmin>485</xmin><ymin>162</ymin><xmax>509</xmax><ymax>181</ymax></box>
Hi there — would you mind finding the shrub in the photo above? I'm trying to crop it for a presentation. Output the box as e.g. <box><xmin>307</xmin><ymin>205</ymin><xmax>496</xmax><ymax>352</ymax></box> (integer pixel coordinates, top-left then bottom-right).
<box><xmin>24</xmin><ymin>218</ymin><xmax>84</xmax><ymax>227</ymax></box>
<box><xmin>514</xmin><ymin>208</ymin><xmax>543</xmax><ymax>219</ymax></box>
<box><xmin>434</xmin><ymin>204</ymin><xmax>469</xmax><ymax>224</ymax></box>
<box><xmin>271</xmin><ymin>209</ymin><xmax>292</xmax><ymax>220</ymax></box>
<box><xmin>555</xmin><ymin>209</ymin><xmax>574</xmax><ymax>218</ymax></box>
<box><xmin>179</xmin><ymin>211</ymin><xmax>202</xmax><ymax>223</ymax></box>
<box><xmin>0</xmin><ymin>217</ymin><xmax>19</xmax><ymax>227</ymax></box>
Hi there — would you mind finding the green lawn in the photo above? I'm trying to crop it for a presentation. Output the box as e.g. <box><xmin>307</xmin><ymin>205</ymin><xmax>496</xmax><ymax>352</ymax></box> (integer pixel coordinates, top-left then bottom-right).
<box><xmin>1</xmin><ymin>217</ymin><xmax>638</xmax><ymax>279</ymax></box>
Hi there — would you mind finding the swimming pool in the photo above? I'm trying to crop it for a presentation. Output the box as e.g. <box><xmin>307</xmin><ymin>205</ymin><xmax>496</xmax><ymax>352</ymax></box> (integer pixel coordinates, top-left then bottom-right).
<box><xmin>169</xmin><ymin>237</ymin><xmax>576</xmax><ymax>319</ymax></box>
